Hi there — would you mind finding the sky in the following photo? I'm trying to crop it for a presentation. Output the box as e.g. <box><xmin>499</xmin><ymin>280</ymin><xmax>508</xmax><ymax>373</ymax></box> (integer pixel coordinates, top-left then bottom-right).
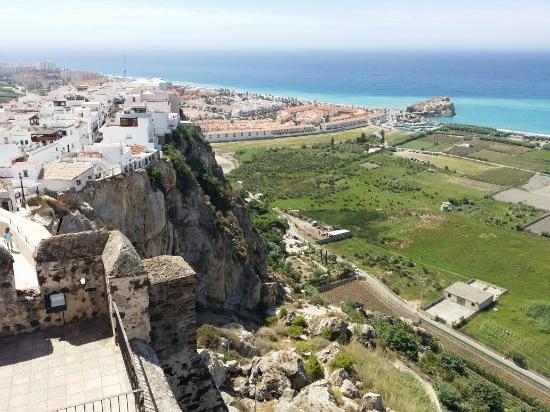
<box><xmin>1</xmin><ymin>0</ymin><xmax>550</xmax><ymax>52</ymax></box>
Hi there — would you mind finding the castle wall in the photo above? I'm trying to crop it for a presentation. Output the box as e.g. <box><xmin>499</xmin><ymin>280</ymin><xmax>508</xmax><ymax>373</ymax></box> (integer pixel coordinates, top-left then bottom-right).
<box><xmin>145</xmin><ymin>256</ymin><xmax>225</xmax><ymax>411</ymax></box>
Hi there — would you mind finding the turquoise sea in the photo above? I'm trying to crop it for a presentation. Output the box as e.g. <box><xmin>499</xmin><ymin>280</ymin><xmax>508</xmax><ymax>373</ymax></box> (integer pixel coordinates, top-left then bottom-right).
<box><xmin>4</xmin><ymin>49</ymin><xmax>550</xmax><ymax>134</ymax></box>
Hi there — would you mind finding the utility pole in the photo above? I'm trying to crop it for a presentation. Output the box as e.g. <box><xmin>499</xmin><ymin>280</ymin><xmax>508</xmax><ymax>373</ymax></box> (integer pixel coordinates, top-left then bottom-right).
<box><xmin>18</xmin><ymin>173</ymin><xmax>26</xmax><ymax>208</ymax></box>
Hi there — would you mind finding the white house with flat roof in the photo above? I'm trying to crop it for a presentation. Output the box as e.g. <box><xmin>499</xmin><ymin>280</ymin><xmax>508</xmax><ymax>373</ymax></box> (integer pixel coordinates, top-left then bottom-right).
<box><xmin>42</xmin><ymin>162</ymin><xmax>95</xmax><ymax>192</ymax></box>
<box><xmin>100</xmin><ymin>114</ymin><xmax>156</xmax><ymax>149</ymax></box>
<box><xmin>444</xmin><ymin>281</ymin><xmax>494</xmax><ymax>311</ymax></box>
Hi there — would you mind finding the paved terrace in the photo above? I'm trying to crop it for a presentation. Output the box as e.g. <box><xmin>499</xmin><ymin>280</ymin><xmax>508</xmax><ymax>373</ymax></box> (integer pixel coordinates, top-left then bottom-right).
<box><xmin>0</xmin><ymin>316</ymin><xmax>132</xmax><ymax>412</ymax></box>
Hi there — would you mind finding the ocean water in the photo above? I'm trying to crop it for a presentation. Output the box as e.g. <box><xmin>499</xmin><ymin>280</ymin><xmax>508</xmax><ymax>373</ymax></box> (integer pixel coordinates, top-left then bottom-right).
<box><xmin>4</xmin><ymin>49</ymin><xmax>550</xmax><ymax>134</ymax></box>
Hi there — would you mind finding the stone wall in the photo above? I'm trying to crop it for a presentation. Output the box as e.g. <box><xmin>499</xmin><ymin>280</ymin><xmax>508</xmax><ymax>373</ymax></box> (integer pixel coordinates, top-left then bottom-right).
<box><xmin>0</xmin><ymin>245</ymin><xmax>15</xmax><ymax>303</ymax></box>
<box><xmin>103</xmin><ymin>231</ymin><xmax>150</xmax><ymax>341</ymax></box>
<box><xmin>35</xmin><ymin>231</ymin><xmax>111</xmax><ymax>324</ymax></box>
<box><xmin>145</xmin><ymin>256</ymin><xmax>225</xmax><ymax>411</ymax></box>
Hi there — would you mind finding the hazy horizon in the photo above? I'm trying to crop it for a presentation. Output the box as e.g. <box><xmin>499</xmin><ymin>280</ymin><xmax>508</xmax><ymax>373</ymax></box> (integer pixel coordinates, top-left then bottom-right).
<box><xmin>2</xmin><ymin>0</ymin><xmax>550</xmax><ymax>53</ymax></box>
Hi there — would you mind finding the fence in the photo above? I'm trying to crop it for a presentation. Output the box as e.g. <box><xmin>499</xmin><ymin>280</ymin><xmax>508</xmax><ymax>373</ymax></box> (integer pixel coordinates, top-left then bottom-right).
<box><xmin>96</xmin><ymin>151</ymin><xmax>161</xmax><ymax>181</ymax></box>
<box><xmin>52</xmin><ymin>390</ymin><xmax>143</xmax><ymax>412</ymax></box>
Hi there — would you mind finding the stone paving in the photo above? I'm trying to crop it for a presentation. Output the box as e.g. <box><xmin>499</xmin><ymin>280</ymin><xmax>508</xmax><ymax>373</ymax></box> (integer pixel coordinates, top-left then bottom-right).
<box><xmin>0</xmin><ymin>316</ymin><xmax>133</xmax><ymax>412</ymax></box>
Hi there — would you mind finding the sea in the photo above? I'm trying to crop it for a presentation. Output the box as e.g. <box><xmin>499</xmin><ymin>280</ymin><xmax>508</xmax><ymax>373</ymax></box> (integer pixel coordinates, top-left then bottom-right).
<box><xmin>4</xmin><ymin>49</ymin><xmax>550</xmax><ymax>134</ymax></box>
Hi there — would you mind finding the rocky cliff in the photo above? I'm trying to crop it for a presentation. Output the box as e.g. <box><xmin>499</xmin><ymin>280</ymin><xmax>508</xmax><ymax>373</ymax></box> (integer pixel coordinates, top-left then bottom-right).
<box><xmin>51</xmin><ymin>126</ymin><xmax>267</xmax><ymax>311</ymax></box>
<box><xmin>406</xmin><ymin>96</ymin><xmax>456</xmax><ymax>117</ymax></box>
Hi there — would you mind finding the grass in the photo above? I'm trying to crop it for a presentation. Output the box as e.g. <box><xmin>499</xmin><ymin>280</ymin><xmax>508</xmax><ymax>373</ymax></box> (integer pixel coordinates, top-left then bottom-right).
<box><xmin>212</xmin><ymin>126</ymin><xmax>409</xmax><ymax>152</ymax></box>
<box><xmin>470</xmin><ymin>168</ymin><xmax>533</xmax><ymax>187</ymax></box>
<box><xmin>395</xmin><ymin>151</ymin><xmax>497</xmax><ymax>175</ymax></box>
<box><xmin>227</xmin><ymin>144</ymin><xmax>550</xmax><ymax>378</ymax></box>
<box><xmin>344</xmin><ymin>342</ymin><xmax>436</xmax><ymax>411</ymax></box>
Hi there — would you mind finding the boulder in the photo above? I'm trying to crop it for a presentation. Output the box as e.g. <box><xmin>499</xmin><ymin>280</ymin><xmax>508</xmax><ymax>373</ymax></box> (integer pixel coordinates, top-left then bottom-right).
<box><xmin>291</xmin><ymin>381</ymin><xmax>345</xmax><ymax>412</ymax></box>
<box><xmin>328</xmin><ymin>368</ymin><xmax>350</xmax><ymax>387</ymax></box>
<box><xmin>351</xmin><ymin>324</ymin><xmax>376</xmax><ymax>348</ymax></box>
<box><xmin>198</xmin><ymin>349</ymin><xmax>227</xmax><ymax>388</ymax></box>
<box><xmin>341</xmin><ymin>396</ymin><xmax>361</xmax><ymax>412</ymax></box>
<box><xmin>361</xmin><ymin>393</ymin><xmax>384</xmax><ymax>412</ymax></box>
<box><xmin>249</xmin><ymin>350</ymin><xmax>308</xmax><ymax>400</ymax></box>
<box><xmin>340</xmin><ymin>379</ymin><xmax>360</xmax><ymax>399</ymax></box>
<box><xmin>310</xmin><ymin>316</ymin><xmax>349</xmax><ymax>342</ymax></box>
<box><xmin>222</xmin><ymin>323</ymin><xmax>257</xmax><ymax>357</ymax></box>
<box><xmin>274</xmin><ymin>400</ymin><xmax>304</xmax><ymax>412</ymax></box>
<box><xmin>281</xmin><ymin>387</ymin><xmax>295</xmax><ymax>402</ymax></box>
<box><xmin>58</xmin><ymin>210</ymin><xmax>96</xmax><ymax>234</ymax></box>
<box><xmin>237</xmin><ymin>329</ymin><xmax>257</xmax><ymax>357</ymax></box>
<box><xmin>316</xmin><ymin>342</ymin><xmax>342</xmax><ymax>364</ymax></box>
<box><xmin>225</xmin><ymin>360</ymin><xmax>240</xmax><ymax>374</ymax></box>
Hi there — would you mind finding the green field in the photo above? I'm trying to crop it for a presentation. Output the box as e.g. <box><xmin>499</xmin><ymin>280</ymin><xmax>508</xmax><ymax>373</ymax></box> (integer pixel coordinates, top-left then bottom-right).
<box><xmin>212</xmin><ymin>126</ymin><xmax>409</xmax><ymax>152</ymax></box>
<box><xmin>227</xmin><ymin>142</ymin><xmax>550</xmax><ymax>377</ymax></box>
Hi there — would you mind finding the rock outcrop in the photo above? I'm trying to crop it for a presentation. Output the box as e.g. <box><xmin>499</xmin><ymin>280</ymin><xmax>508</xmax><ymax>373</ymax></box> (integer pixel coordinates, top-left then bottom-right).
<box><xmin>291</xmin><ymin>380</ymin><xmax>344</xmax><ymax>412</ymax></box>
<box><xmin>59</xmin><ymin>126</ymin><xmax>268</xmax><ymax>310</ymax></box>
<box><xmin>406</xmin><ymin>96</ymin><xmax>456</xmax><ymax>117</ymax></box>
<box><xmin>248</xmin><ymin>350</ymin><xmax>309</xmax><ymax>400</ymax></box>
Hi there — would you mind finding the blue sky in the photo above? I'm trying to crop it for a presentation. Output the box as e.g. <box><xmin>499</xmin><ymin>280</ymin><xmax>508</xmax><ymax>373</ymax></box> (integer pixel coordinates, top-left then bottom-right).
<box><xmin>1</xmin><ymin>0</ymin><xmax>550</xmax><ymax>51</ymax></box>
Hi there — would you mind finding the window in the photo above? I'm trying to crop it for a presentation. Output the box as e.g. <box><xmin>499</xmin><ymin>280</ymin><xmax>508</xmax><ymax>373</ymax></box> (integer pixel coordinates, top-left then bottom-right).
<box><xmin>471</xmin><ymin>302</ymin><xmax>475</xmax><ymax>307</ymax></box>
<box><xmin>23</xmin><ymin>170</ymin><xmax>28</xmax><ymax>178</ymax></box>
<box><xmin>88</xmin><ymin>175</ymin><xmax>92</xmax><ymax>180</ymax></box>
<box><xmin>76</xmin><ymin>179</ymin><xmax>81</xmax><ymax>186</ymax></box>
<box><xmin>447</xmin><ymin>293</ymin><xmax>451</xmax><ymax>298</ymax></box>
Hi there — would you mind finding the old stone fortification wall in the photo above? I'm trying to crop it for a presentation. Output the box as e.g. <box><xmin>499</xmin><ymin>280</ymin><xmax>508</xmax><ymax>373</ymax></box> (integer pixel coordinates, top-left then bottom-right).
<box><xmin>145</xmin><ymin>256</ymin><xmax>225</xmax><ymax>411</ymax></box>
<box><xmin>0</xmin><ymin>228</ymin><xmax>222</xmax><ymax>411</ymax></box>
<box><xmin>0</xmin><ymin>229</ymin><xmax>152</xmax><ymax>339</ymax></box>
<box><xmin>0</xmin><ymin>231</ymin><xmax>111</xmax><ymax>336</ymax></box>
<box><xmin>103</xmin><ymin>231</ymin><xmax>151</xmax><ymax>341</ymax></box>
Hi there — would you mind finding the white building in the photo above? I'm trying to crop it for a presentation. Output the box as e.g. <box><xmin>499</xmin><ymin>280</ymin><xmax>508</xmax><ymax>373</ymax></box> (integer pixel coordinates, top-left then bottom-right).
<box><xmin>42</xmin><ymin>162</ymin><xmax>95</xmax><ymax>193</ymax></box>
<box><xmin>100</xmin><ymin>114</ymin><xmax>156</xmax><ymax>149</ymax></box>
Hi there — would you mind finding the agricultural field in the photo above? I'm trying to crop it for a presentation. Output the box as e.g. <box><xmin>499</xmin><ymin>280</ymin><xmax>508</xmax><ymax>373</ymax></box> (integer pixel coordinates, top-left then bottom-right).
<box><xmin>226</xmin><ymin>140</ymin><xmax>550</xmax><ymax>377</ymax></box>
<box><xmin>212</xmin><ymin>126</ymin><xmax>408</xmax><ymax>153</ymax></box>
<box><xmin>400</xmin><ymin>126</ymin><xmax>550</xmax><ymax>174</ymax></box>
<box><xmin>494</xmin><ymin>174</ymin><xmax>550</xmax><ymax>211</ymax></box>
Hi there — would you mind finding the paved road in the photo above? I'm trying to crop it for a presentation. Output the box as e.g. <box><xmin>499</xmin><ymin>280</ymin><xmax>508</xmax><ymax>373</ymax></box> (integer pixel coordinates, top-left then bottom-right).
<box><xmin>281</xmin><ymin>211</ymin><xmax>550</xmax><ymax>403</ymax></box>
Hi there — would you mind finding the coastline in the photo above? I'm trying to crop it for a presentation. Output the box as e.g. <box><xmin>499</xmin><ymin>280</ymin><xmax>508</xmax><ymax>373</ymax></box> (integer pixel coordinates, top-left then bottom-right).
<box><xmin>107</xmin><ymin>73</ymin><xmax>550</xmax><ymax>137</ymax></box>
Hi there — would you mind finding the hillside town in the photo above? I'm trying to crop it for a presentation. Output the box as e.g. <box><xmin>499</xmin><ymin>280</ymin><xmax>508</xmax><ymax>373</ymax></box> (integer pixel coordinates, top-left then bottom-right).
<box><xmin>0</xmin><ymin>67</ymin><xmax>179</xmax><ymax>211</ymax></box>
<box><xmin>0</xmin><ymin>63</ymin><xmax>395</xmax><ymax>212</ymax></box>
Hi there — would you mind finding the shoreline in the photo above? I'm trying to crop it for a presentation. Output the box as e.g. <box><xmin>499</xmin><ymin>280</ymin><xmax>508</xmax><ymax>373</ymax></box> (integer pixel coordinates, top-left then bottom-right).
<box><xmin>106</xmin><ymin>74</ymin><xmax>550</xmax><ymax>137</ymax></box>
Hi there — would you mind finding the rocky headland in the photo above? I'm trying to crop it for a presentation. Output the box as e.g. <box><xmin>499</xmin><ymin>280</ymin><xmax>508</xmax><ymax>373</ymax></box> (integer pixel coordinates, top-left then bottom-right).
<box><xmin>406</xmin><ymin>96</ymin><xmax>456</xmax><ymax>117</ymax></box>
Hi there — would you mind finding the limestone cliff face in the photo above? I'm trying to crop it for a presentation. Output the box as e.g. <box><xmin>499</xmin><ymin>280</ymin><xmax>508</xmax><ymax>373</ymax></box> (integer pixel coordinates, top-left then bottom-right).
<box><xmin>62</xmin><ymin>126</ymin><xmax>267</xmax><ymax>310</ymax></box>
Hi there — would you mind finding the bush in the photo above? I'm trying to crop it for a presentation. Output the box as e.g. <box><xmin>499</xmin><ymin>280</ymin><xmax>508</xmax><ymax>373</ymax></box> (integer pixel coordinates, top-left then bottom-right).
<box><xmin>279</xmin><ymin>307</ymin><xmax>288</xmax><ymax>318</ymax></box>
<box><xmin>321</xmin><ymin>327</ymin><xmax>332</xmax><ymax>340</ymax></box>
<box><xmin>436</xmin><ymin>382</ymin><xmax>462</xmax><ymax>411</ymax></box>
<box><xmin>329</xmin><ymin>352</ymin><xmax>354</xmax><ymax>374</ymax></box>
<box><xmin>265</xmin><ymin>314</ymin><xmax>278</xmax><ymax>326</ymax></box>
<box><xmin>305</xmin><ymin>355</ymin><xmax>324</xmax><ymax>381</ymax></box>
<box><xmin>506</xmin><ymin>349</ymin><xmax>528</xmax><ymax>369</ymax></box>
<box><xmin>197</xmin><ymin>324</ymin><xmax>221</xmax><ymax>349</ymax></box>
<box><xmin>468</xmin><ymin>380</ymin><xmax>503</xmax><ymax>412</ymax></box>
<box><xmin>295</xmin><ymin>341</ymin><xmax>315</xmax><ymax>355</ymax></box>
<box><xmin>285</xmin><ymin>325</ymin><xmax>306</xmax><ymax>339</ymax></box>
<box><xmin>291</xmin><ymin>315</ymin><xmax>308</xmax><ymax>328</ymax></box>
<box><xmin>440</xmin><ymin>350</ymin><xmax>465</xmax><ymax>376</ymax></box>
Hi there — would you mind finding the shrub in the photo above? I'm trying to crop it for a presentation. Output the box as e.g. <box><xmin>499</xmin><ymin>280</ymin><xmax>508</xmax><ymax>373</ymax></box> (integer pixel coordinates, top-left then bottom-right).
<box><xmin>321</xmin><ymin>327</ymin><xmax>332</xmax><ymax>340</ymax></box>
<box><xmin>278</xmin><ymin>307</ymin><xmax>288</xmax><ymax>318</ymax></box>
<box><xmin>468</xmin><ymin>380</ymin><xmax>503</xmax><ymax>412</ymax></box>
<box><xmin>436</xmin><ymin>382</ymin><xmax>462</xmax><ymax>411</ymax></box>
<box><xmin>285</xmin><ymin>325</ymin><xmax>306</xmax><ymax>339</ymax></box>
<box><xmin>329</xmin><ymin>352</ymin><xmax>354</xmax><ymax>374</ymax></box>
<box><xmin>265</xmin><ymin>314</ymin><xmax>278</xmax><ymax>326</ymax></box>
<box><xmin>305</xmin><ymin>355</ymin><xmax>324</xmax><ymax>381</ymax></box>
<box><xmin>291</xmin><ymin>315</ymin><xmax>308</xmax><ymax>328</ymax></box>
<box><xmin>295</xmin><ymin>341</ymin><xmax>315</xmax><ymax>355</ymax></box>
<box><xmin>506</xmin><ymin>349</ymin><xmax>527</xmax><ymax>369</ymax></box>
<box><xmin>197</xmin><ymin>324</ymin><xmax>221</xmax><ymax>349</ymax></box>
<box><xmin>440</xmin><ymin>350</ymin><xmax>465</xmax><ymax>376</ymax></box>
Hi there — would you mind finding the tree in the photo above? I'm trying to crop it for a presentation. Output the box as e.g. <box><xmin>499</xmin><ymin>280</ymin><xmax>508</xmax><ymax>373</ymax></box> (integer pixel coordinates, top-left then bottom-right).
<box><xmin>330</xmin><ymin>136</ymin><xmax>335</xmax><ymax>150</ymax></box>
<box><xmin>469</xmin><ymin>380</ymin><xmax>504</xmax><ymax>412</ymax></box>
